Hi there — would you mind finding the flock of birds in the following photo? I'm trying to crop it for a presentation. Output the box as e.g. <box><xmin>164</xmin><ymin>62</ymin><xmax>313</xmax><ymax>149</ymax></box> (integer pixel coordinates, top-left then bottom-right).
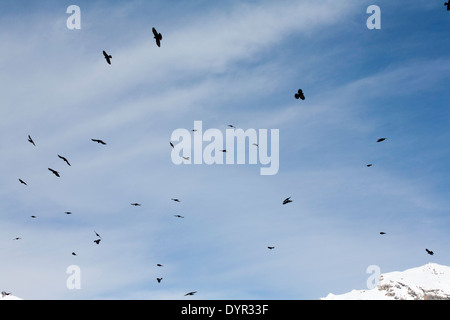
<box><xmin>9</xmin><ymin>25</ymin><xmax>211</xmax><ymax>298</ymax></box>
<box><xmin>9</xmin><ymin>4</ymin><xmax>447</xmax><ymax>297</ymax></box>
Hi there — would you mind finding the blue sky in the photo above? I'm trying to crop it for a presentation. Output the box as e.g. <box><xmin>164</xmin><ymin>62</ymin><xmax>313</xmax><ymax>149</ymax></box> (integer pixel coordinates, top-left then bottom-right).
<box><xmin>1</xmin><ymin>0</ymin><xmax>450</xmax><ymax>300</ymax></box>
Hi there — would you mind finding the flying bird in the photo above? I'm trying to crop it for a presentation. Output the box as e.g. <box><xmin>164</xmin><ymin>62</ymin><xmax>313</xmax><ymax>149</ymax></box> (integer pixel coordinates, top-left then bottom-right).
<box><xmin>171</xmin><ymin>198</ymin><xmax>181</xmax><ymax>202</ymax></box>
<box><xmin>425</xmin><ymin>248</ymin><xmax>434</xmax><ymax>255</ymax></box>
<box><xmin>65</xmin><ymin>211</ymin><xmax>72</xmax><ymax>215</ymax></box>
<box><xmin>379</xmin><ymin>232</ymin><xmax>386</xmax><ymax>235</ymax></box>
<box><xmin>94</xmin><ymin>230</ymin><xmax>102</xmax><ymax>238</ymax></box>
<box><xmin>30</xmin><ymin>215</ymin><xmax>36</xmax><ymax>218</ymax></box>
<box><xmin>376</xmin><ymin>138</ymin><xmax>386</xmax><ymax>143</ymax></box>
<box><xmin>220</xmin><ymin>149</ymin><xmax>226</xmax><ymax>152</ymax></box>
<box><xmin>48</xmin><ymin>168</ymin><xmax>60</xmax><ymax>177</ymax></box>
<box><xmin>28</xmin><ymin>135</ymin><xmax>35</xmax><ymax>146</ymax></box>
<box><xmin>103</xmin><ymin>50</ymin><xmax>112</xmax><ymax>64</ymax></box>
<box><xmin>174</xmin><ymin>215</ymin><xmax>184</xmax><ymax>218</ymax></box>
<box><xmin>131</xmin><ymin>203</ymin><xmax>142</xmax><ymax>206</ymax></box>
<box><xmin>13</xmin><ymin>237</ymin><xmax>21</xmax><ymax>240</ymax></box>
<box><xmin>228</xmin><ymin>125</ymin><xmax>236</xmax><ymax>128</ymax></box>
<box><xmin>72</xmin><ymin>252</ymin><xmax>77</xmax><ymax>256</ymax></box>
<box><xmin>157</xmin><ymin>264</ymin><xmax>163</xmax><ymax>267</ymax></box>
<box><xmin>267</xmin><ymin>246</ymin><xmax>275</xmax><ymax>250</ymax></box>
<box><xmin>157</xmin><ymin>278</ymin><xmax>163</xmax><ymax>283</ymax></box>
<box><xmin>91</xmin><ymin>139</ymin><xmax>106</xmax><ymax>145</ymax></box>
<box><xmin>170</xmin><ymin>142</ymin><xmax>174</xmax><ymax>148</ymax></box>
<box><xmin>94</xmin><ymin>239</ymin><xmax>101</xmax><ymax>245</ymax></box>
<box><xmin>19</xmin><ymin>179</ymin><xmax>27</xmax><ymax>185</ymax></box>
<box><xmin>58</xmin><ymin>155</ymin><xmax>71</xmax><ymax>166</ymax></box>
<box><xmin>445</xmin><ymin>2</ymin><xmax>450</xmax><ymax>10</ymax></box>
<box><xmin>367</xmin><ymin>164</ymin><xmax>373</xmax><ymax>167</ymax></box>
<box><xmin>282</xmin><ymin>197</ymin><xmax>292</xmax><ymax>205</ymax></box>
<box><xmin>152</xmin><ymin>27</ymin><xmax>162</xmax><ymax>47</ymax></box>
<box><xmin>182</xmin><ymin>156</ymin><xmax>190</xmax><ymax>160</ymax></box>
<box><xmin>294</xmin><ymin>89</ymin><xmax>305</xmax><ymax>100</ymax></box>
<box><xmin>184</xmin><ymin>291</ymin><xmax>197</xmax><ymax>296</ymax></box>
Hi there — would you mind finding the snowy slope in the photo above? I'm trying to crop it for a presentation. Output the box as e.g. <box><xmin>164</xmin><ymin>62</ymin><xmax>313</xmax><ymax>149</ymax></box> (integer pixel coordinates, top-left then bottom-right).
<box><xmin>321</xmin><ymin>263</ymin><xmax>450</xmax><ymax>300</ymax></box>
<box><xmin>0</xmin><ymin>294</ymin><xmax>22</xmax><ymax>300</ymax></box>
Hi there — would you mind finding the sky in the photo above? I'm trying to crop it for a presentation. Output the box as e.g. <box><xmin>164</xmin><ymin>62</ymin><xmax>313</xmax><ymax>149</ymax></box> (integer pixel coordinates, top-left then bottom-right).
<box><xmin>1</xmin><ymin>0</ymin><xmax>450</xmax><ymax>300</ymax></box>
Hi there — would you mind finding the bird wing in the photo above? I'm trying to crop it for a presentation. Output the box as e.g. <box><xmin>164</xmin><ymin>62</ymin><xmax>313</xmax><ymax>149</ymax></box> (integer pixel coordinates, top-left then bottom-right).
<box><xmin>152</xmin><ymin>27</ymin><xmax>158</xmax><ymax>36</ymax></box>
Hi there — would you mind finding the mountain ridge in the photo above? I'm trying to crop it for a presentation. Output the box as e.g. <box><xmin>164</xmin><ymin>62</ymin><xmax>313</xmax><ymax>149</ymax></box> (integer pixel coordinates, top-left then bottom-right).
<box><xmin>321</xmin><ymin>263</ymin><xmax>450</xmax><ymax>300</ymax></box>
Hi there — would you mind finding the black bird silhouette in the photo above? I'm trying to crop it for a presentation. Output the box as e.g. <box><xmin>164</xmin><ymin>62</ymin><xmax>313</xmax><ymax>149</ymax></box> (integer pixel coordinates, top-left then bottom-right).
<box><xmin>157</xmin><ymin>278</ymin><xmax>163</xmax><ymax>283</ymax></box>
<box><xmin>13</xmin><ymin>237</ymin><xmax>21</xmax><ymax>240</ymax></box>
<box><xmin>94</xmin><ymin>230</ymin><xmax>102</xmax><ymax>238</ymax></box>
<box><xmin>376</xmin><ymin>138</ymin><xmax>386</xmax><ymax>143</ymax></box>
<box><xmin>72</xmin><ymin>252</ymin><xmax>77</xmax><ymax>256</ymax></box>
<box><xmin>19</xmin><ymin>179</ymin><xmax>27</xmax><ymax>185</ymax></box>
<box><xmin>184</xmin><ymin>291</ymin><xmax>197</xmax><ymax>296</ymax></box>
<box><xmin>28</xmin><ymin>135</ymin><xmax>35</xmax><ymax>146</ymax></box>
<box><xmin>170</xmin><ymin>142</ymin><xmax>174</xmax><ymax>148</ymax></box>
<box><xmin>267</xmin><ymin>246</ymin><xmax>275</xmax><ymax>250</ymax></box>
<box><xmin>367</xmin><ymin>164</ymin><xmax>373</xmax><ymax>167</ymax></box>
<box><xmin>379</xmin><ymin>232</ymin><xmax>386</xmax><ymax>235</ymax></box>
<box><xmin>48</xmin><ymin>168</ymin><xmax>60</xmax><ymax>177</ymax></box>
<box><xmin>131</xmin><ymin>203</ymin><xmax>142</xmax><ymax>206</ymax></box>
<box><xmin>103</xmin><ymin>50</ymin><xmax>112</xmax><ymax>64</ymax></box>
<box><xmin>30</xmin><ymin>215</ymin><xmax>36</xmax><ymax>218</ymax></box>
<box><xmin>157</xmin><ymin>264</ymin><xmax>163</xmax><ymax>267</ymax></box>
<box><xmin>220</xmin><ymin>149</ymin><xmax>226</xmax><ymax>152</ymax></box>
<box><xmin>282</xmin><ymin>197</ymin><xmax>292</xmax><ymax>205</ymax></box>
<box><xmin>171</xmin><ymin>198</ymin><xmax>180</xmax><ymax>202</ymax></box>
<box><xmin>65</xmin><ymin>211</ymin><xmax>72</xmax><ymax>215</ymax></box>
<box><xmin>152</xmin><ymin>27</ymin><xmax>162</xmax><ymax>47</ymax></box>
<box><xmin>174</xmin><ymin>215</ymin><xmax>184</xmax><ymax>218</ymax></box>
<box><xmin>425</xmin><ymin>248</ymin><xmax>434</xmax><ymax>255</ymax></box>
<box><xmin>58</xmin><ymin>155</ymin><xmax>71</xmax><ymax>166</ymax></box>
<box><xmin>92</xmin><ymin>139</ymin><xmax>106</xmax><ymax>145</ymax></box>
<box><xmin>445</xmin><ymin>2</ymin><xmax>450</xmax><ymax>10</ymax></box>
<box><xmin>94</xmin><ymin>239</ymin><xmax>101</xmax><ymax>245</ymax></box>
<box><xmin>228</xmin><ymin>124</ymin><xmax>236</xmax><ymax>128</ymax></box>
<box><xmin>294</xmin><ymin>89</ymin><xmax>305</xmax><ymax>100</ymax></box>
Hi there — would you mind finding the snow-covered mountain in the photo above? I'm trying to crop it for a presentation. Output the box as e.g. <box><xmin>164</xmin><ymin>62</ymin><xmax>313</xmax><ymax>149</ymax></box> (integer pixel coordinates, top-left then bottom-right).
<box><xmin>0</xmin><ymin>293</ymin><xmax>22</xmax><ymax>300</ymax></box>
<box><xmin>321</xmin><ymin>263</ymin><xmax>450</xmax><ymax>300</ymax></box>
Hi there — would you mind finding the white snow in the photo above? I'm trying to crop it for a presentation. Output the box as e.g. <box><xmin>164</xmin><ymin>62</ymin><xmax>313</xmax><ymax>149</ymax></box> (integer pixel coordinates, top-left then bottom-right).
<box><xmin>0</xmin><ymin>294</ymin><xmax>22</xmax><ymax>300</ymax></box>
<box><xmin>321</xmin><ymin>263</ymin><xmax>450</xmax><ymax>300</ymax></box>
